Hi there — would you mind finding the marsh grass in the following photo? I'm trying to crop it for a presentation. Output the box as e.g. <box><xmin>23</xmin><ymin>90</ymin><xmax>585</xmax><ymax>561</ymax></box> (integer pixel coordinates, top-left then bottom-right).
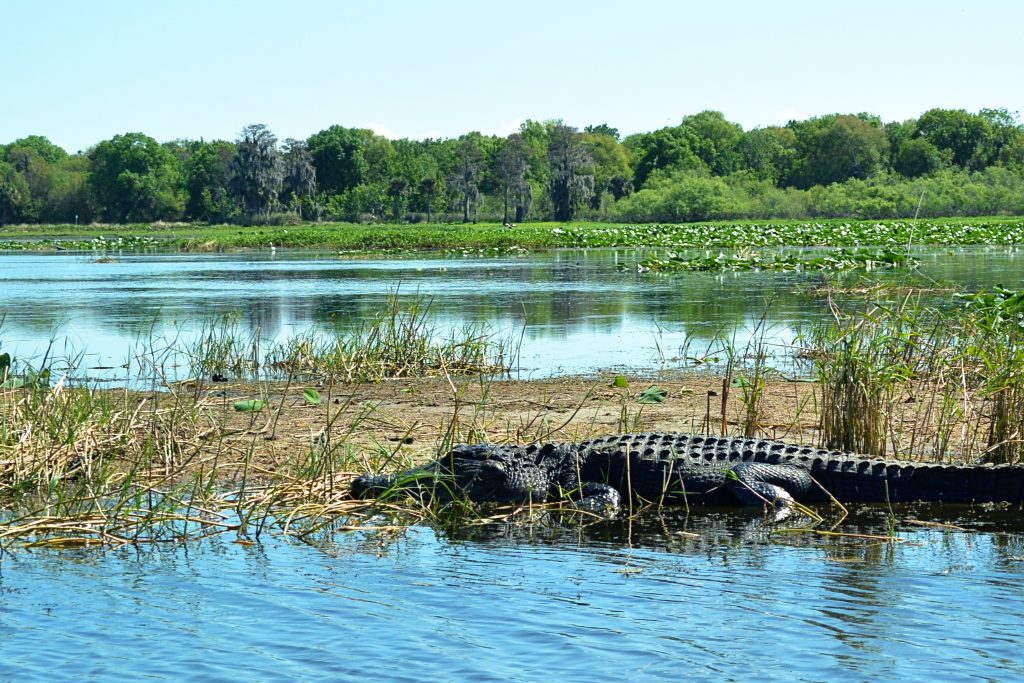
<box><xmin>0</xmin><ymin>295</ymin><xmax>515</xmax><ymax>549</ymax></box>
<box><xmin>6</xmin><ymin>282</ymin><xmax>1024</xmax><ymax>550</ymax></box>
<box><xmin>805</xmin><ymin>286</ymin><xmax>1024</xmax><ymax>462</ymax></box>
<box><xmin>265</xmin><ymin>295</ymin><xmax>512</xmax><ymax>382</ymax></box>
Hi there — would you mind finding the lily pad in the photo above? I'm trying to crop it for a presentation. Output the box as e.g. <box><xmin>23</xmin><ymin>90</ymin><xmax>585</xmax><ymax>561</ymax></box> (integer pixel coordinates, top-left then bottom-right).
<box><xmin>233</xmin><ymin>399</ymin><xmax>268</xmax><ymax>413</ymax></box>
<box><xmin>637</xmin><ymin>386</ymin><xmax>667</xmax><ymax>404</ymax></box>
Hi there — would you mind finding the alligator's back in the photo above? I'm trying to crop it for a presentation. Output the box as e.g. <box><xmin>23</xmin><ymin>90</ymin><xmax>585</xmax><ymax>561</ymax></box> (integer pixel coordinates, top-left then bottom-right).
<box><xmin>566</xmin><ymin>432</ymin><xmax>1024</xmax><ymax>504</ymax></box>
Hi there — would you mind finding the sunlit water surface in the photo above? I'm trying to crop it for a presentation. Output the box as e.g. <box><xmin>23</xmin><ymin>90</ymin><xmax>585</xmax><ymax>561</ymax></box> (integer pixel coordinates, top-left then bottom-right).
<box><xmin>3</xmin><ymin>506</ymin><xmax>1024</xmax><ymax>681</ymax></box>
<box><xmin>4</xmin><ymin>246</ymin><xmax>1024</xmax><ymax>680</ymax></box>
<box><xmin>2</xmin><ymin>246</ymin><xmax>1021</xmax><ymax>381</ymax></box>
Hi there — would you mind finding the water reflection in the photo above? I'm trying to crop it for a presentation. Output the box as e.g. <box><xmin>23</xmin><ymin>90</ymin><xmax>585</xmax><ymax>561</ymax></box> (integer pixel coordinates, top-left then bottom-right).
<box><xmin>2</xmin><ymin>247</ymin><xmax>1022</xmax><ymax>379</ymax></box>
<box><xmin>2</xmin><ymin>505</ymin><xmax>1023</xmax><ymax>681</ymax></box>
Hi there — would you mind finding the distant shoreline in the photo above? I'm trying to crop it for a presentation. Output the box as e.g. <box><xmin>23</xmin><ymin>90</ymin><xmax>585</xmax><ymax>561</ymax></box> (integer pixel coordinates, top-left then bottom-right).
<box><xmin>1</xmin><ymin>216</ymin><xmax>1023</xmax><ymax>253</ymax></box>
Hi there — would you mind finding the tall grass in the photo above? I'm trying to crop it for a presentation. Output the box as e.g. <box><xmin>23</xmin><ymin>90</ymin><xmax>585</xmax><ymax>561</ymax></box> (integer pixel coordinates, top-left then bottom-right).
<box><xmin>805</xmin><ymin>287</ymin><xmax>1024</xmax><ymax>462</ymax></box>
<box><xmin>265</xmin><ymin>296</ymin><xmax>512</xmax><ymax>382</ymax></box>
<box><xmin>0</xmin><ymin>295</ymin><xmax>515</xmax><ymax>548</ymax></box>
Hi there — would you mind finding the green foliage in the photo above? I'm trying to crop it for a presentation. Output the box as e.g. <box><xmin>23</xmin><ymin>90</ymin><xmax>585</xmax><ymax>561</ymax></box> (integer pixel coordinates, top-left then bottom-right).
<box><xmin>547</xmin><ymin>124</ymin><xmax>593</xmax><ymax>221</ymax></box>
<box><xmin>2</xmin><ymin>107</ymin><xmax>1023</xmax><ymax>226</ymax></box>
<box><xmin>917</xmin><ymin>108</ymin><xmax>996</xmax><ymax>170</ymax></box>
<box><xmin>613</xmin><ymin>171</ymin><xmax>734</xmax><ymax>222</ymax></box>
<box><xmin>307</xmin><ymin>125</ymin><xmax>370</xmax><ymax>196</ymax></box>
<box><xmin>637</xmin><ymin>248</ymin><xmax>918</xmax><ymax>273</ymax></box>
<box><xmin>625</xmin><ymin>125</ymin><xmax>703</xmax><ymax>188</ymax></box>
<box><xmin>681</xmin><ymin>110</ymin><xmax>744</xmax><ymax>175</ymax></box>
<box><xmin>737</xmin><ymin>127</ymin><xmax>796</xmax><ymax>185</ymax></box>
<box><xmin>448</xmin><ymin>136</ymin><xmax>484</xmax><ymax>223</ymax></box>
<box><xmin>637</xmin><ymin>386</ymin><xmax>667</xmax><ymax>404</ymax></box>
<box><xmin>89</xmin><ymin>132</ymin><xmax>184</xmax><ymax>222</ymax></box>
<box><xmin>3</xmin><ymin>135</ymin><xmax>68</xmax><ymax>164</ymax></box>
<box><xmin>0</xmin><ymin>161</ymin><xmax>30</xmax><ymax>224</ymax></box>
<box><xmin>185</xmin><ymin>140</ymin><xmax>237</xmax><ymax>222</ymax></box>
<box><xmin>788</xmin><ymin>114</ymin><xmax>889</xmax><ymax>188</ymax></box>
<box><xmin>892</xmin><ymin>137</ymin><xmax>949</xmax><ymax>178</ymax></box>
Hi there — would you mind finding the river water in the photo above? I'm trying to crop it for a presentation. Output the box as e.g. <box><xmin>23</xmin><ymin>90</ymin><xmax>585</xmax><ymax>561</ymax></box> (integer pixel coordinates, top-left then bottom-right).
<box><xmin>1</xmin><ymin>246</ymin><xmax>1022</xmax><ymax>381</ymax></box>
<box><xmin>3</xmin><ymin>246</ymin><xmax>1024</xmax><ymax>680</ymax></box>
<box><xmin>3</xmin><ymin>505</ymin><xmax>1024</xmax><ymax>681</ymax></box>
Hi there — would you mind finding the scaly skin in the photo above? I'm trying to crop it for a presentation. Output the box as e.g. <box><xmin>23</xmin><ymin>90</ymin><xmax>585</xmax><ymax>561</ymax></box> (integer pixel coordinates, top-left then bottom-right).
<box><xmin>351</xmin><ymin>432</ymin><xmax>1024</xmax><ymax>509</ymax></box>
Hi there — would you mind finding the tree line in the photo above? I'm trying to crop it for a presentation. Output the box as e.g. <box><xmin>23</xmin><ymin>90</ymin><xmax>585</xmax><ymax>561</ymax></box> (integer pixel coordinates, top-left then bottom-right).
<box><xmin>2</xmin><ymin>108</ymin><xmax>1023</xmax><ymax>226</ymax></box>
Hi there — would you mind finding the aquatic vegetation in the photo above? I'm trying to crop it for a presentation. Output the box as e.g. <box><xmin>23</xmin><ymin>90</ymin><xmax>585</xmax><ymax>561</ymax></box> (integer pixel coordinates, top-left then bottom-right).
<box><xmin>2</xmin><ymin>217</ymin><xmax>1024</xmax><ymax>253</ymax></box>
<box><xmin>5</xmin><ymin>274</ymin><xmax>1024</xmax><ymax>550</ymax></box>
<box><xmin>635</xmin><ymin>248</ymin><xmax>918</xmax><ymax>273</ymax></box>
<box><xmin>0</xmin><ymin>235</ymin><xmax>165</xmax><ymax>251</ymax></box>
<box><xmin>264</xmin><ymin>297</ymin><xmax>513</xmax><ymax>382</ymax></box>
<box><xmin>805</xmin><ymin>289</ymin><xmax>1024</xmax><ymax>462</ymax></box>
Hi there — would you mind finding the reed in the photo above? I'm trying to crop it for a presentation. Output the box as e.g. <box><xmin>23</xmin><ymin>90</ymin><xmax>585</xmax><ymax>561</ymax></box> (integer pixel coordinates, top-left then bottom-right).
<box><xmin>805</xmin><ymin>285</ymin><xmax>1024</xmax><ymax>462</ymax></box>
<box><xmin>265</xmin><ymin>295</ymin><xmax>512</xmax><ymax>382</ymax></box>
<box><xmin>5</xmin><ymin>283</ymin><xmax>1024</xmax><ymax>549</ymax></box>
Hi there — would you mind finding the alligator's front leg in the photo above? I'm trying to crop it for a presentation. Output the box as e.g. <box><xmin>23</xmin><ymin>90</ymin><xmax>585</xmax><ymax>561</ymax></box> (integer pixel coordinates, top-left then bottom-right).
<box><xmin>567</xmin><ymin>482</ymin><xmax>623</xmax><ymax>515</ymax></box>
<box><xmin>724</xmin><ymin>462</ymin><xmax>814</xmax><ymax>507</ymax></box>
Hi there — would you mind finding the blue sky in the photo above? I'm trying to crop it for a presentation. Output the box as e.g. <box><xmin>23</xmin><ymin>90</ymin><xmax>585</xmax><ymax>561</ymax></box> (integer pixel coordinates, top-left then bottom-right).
<box><xmin>3</xmin><ymin>0</ymin><xmax>1022</xmax><ymax>153</ymax></box>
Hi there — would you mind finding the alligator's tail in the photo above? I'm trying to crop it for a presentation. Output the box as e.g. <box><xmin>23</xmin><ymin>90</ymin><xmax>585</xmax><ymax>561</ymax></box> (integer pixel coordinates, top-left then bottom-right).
<box><xmin>805</xmin><ymin>457</ymin><xmax>1024</xmax><ymax>504</ymax></box>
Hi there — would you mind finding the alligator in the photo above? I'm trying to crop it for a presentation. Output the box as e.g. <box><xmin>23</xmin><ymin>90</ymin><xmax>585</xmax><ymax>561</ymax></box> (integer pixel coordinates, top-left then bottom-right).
<box><xmin>351</xmin><ymin>432</ymin><xmax>1024</xmax><ymax>511</ymax></box>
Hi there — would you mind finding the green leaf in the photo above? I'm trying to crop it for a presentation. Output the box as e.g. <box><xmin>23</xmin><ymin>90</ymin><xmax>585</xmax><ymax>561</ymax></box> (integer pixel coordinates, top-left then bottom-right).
<box><xmin>302</xmin><ymin>388</ymin><xmax>322</xmax><ymax>405</ymax></box>
<box><xmin>0</xmin><ymin>353</ymin><xmax>10</xmax><ymax>375</ymax></box>
<box><xmin>233</xmin><ymin>399</ymin><xmax>268</xmax><ymax>413</ymax></box>
<box><xmin>610</xmin><ymin>375</ymin><xmax>629</xmax><ymax>388</ymax></box>
<box><xmin>637</xmin><ymin>386</ymin><xmax>667</xmax><ymax>404</ymax></box>
<box><xmin>26</xmin><ymin>367</ymin><xmax>50</xmax><ymax>388</ymax></box>
<box><xmin>2</xmin><ymin>377</ymin><xmax>24</xmax><ymax>390</ymax></box>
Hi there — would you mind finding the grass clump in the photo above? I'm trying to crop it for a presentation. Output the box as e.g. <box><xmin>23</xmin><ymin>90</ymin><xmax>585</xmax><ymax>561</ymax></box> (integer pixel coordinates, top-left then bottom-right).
<box><xmin>264</xmin><ymin>296</ymin><xmax>512</xmax><ymax>382</ymax></box>
<box><xmin>805</xmin><ymin>286</ymin><xmax>1024</xmax><ymax>462</ymax></box>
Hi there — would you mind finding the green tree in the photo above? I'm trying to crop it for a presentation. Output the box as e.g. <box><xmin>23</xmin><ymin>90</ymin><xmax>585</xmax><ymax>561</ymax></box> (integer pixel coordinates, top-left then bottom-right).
<box><xmin>584</xmin><ymin>123</ymin><xmax>620</xmax><ymax>140</ymax></box>
<box><xmin>89</xmin><ymin>132</ymin><xmax>184</xmax><ymax>222</ymax></box>
<box><xmin>4</xmin><ymin>135</ymin><xmax>68</xmax><ymax>165</ymax></box>
<box><xmin>45</xmin><ymin>155</ymin><xmax>93</xmax><ymax>223</ymax></box>
<box><xmin>547</xmin><ymin>124</ymin><xmax>593</xmax><ymax>221</ymax></box>
<box><xmin>448</xmin><ymin>135</ymin><xmax>484</xmax><ymax>222</ymax></box>
<box><xmin>3</xmin><ymin>146</ymin><xmax>52</xmax><ymax>221</ymax></box>
<box><xmin>282</xmin><ymin>138</ymin><xmax>318</xmax><ymax>218</ymax></box>
<box><xmin>184</xmin><ymin>140</ymin><xmax>236</xmax><ymax>222</ymax></box>
<box><xmin>230</xmin><ymin>124</ymin><xmax>283</xmax><ymax>219</ymax></box>
<box><xmin>788</xmin><ymin>115</ymin><xmax>888</xmax><ymax>188</ymax></box>
<box><xmin>916</xmin><ymin>108</ymin><xmax>994</xmax><ymax>170</ymax></box>
<box><xmin>307</xmin><ymin>126</ymin><xmax>369</xmax><ymax>196</ymax></box>
<box><xmin>0</xmin><ymin>161</ymin><xmax>29</xmax><ymax>225</ymax></box>
<box><xmin>681</xmin><ymin>110</ymin><xmax>744</xmax><ymax>175</ymax></box>
<box><xmin>582</xmin><ymin>130</ymin><xmax>633</xmax><ymax>209</ymax></box>
<box><xmin>892</xmin><ymin>137</ymin><xmax>949</xmax><ymax>178</ymax></box>
<box><xmin>980</xmin><ymin>108</ymin><xmax>1024</xmax><ymax>168</ymax></box>
<box><xmin>494</xmin><ymin>133</ymin><xmax>533</xmax><ymax>223</ymax></box>
<box><xmin>625</xmin><ymin>125</ymin><xmax>703</xmax><ymax>189</ymax></box>
<box><xmin>737</xmin><ymin>127</ymin><xmax>796</xmax><ymax>185</ymax></box>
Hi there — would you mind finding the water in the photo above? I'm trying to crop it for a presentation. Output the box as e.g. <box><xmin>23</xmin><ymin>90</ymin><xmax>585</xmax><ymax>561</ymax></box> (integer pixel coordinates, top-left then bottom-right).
<box><xmin>2</xmin><ymin>246</ymin><xmax>1022</xmax><ymax>381</ymax></box>
<box><xmin>5</xmin><ymin>245</ymin><xmax>1024</xmax><ymax>680</ymax></box>
<box><xmin>3</xmin><ymin>506</ymin><xmax>1024</xmax><ymax>681</ymax></box>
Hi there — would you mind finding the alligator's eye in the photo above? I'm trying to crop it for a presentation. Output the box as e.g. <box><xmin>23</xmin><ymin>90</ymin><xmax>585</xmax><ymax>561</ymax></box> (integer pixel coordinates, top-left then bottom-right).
<box><xmin>481</xmin><ymin>460</ymin><xmax>506</xmax><ymax>474</ymax></box>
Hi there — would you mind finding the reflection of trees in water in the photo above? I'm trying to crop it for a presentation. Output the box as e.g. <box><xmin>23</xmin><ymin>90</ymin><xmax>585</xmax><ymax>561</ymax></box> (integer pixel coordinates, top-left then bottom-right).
<box><xmin>7</xmin><ymin>250</ymin><xmax>1024</xmax><ymax>366</ymax></box>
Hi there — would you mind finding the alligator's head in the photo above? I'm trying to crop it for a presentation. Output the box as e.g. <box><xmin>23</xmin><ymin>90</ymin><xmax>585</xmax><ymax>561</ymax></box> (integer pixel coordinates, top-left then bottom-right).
<box><xmin>440</xmin><ymin>444</ymin><xmax>553</xmax><ymax>504</ymax></box>
<box><xmin>351</xmin><ymin>443</ymin><xmax>554</xmax><ymax>505</ymax></box>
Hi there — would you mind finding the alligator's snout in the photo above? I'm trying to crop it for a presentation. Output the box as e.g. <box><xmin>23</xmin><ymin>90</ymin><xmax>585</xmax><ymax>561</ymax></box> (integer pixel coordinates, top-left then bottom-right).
<box><xmin>351</xmin><ymin>473</ymin><xmax>396</xmax><ymax>499</ymax></box>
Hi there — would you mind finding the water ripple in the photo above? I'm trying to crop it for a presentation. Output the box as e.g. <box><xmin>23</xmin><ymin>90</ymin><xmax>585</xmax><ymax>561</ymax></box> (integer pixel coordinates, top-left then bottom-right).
<box><xmin>3</xmin><ymin>511</ymin><xmax>1024</xmax><ymax>681</ymax></box>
